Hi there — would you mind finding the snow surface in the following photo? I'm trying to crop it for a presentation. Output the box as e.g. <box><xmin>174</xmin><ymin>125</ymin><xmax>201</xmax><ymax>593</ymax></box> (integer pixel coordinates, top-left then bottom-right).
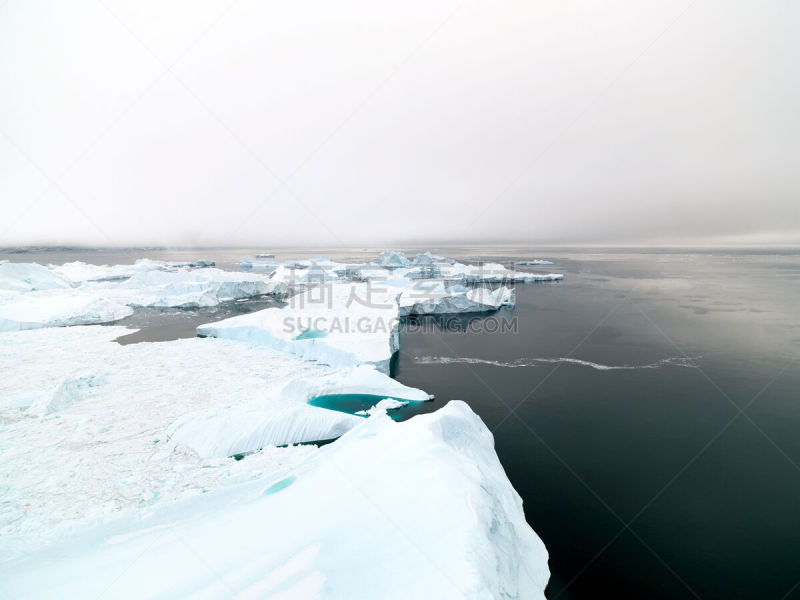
<box><xmin>0</xmin><ymin>261</ymin><xmax>72</xmax><ymax>291</ymax></box>
<box><xmin>198</xmin><ymin>282</ymin><xmax>400</xmax><ymax>372</ymax></box>
<box><xmin>168</xmin><ymin>365</ymin><xmax>429</xmax><ymax>458</ymax></box>
<box><xmin>0</xmin><ymin>401</ymin><xmax>549</xmax><ymax>599</ymax></box>
<box><xmin>0</xmin><ymin>294</ymin><xmax>133</xmax><ymax>331</ymax></box>
<box><xmin>0</xmin><ymin>325</ymin><xmax>333</xmax><ymax>549</ymax></box>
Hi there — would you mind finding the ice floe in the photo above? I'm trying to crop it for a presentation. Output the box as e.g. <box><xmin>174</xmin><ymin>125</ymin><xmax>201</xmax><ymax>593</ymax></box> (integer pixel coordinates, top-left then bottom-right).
<box><xmin>0</xmin><ymin>401</ymin><xmax>549</xmax><ymax>599</ymax></box>
<box><xmin>198</xmin><ymin>281</ymin><xmax>400</xmax><ymax>372</ymax></box>
<box><xmin>49</xmin><ymin>258</ymin><xmax>214</xmax><ymax>283</ymax></box>
<box><xmin>0</xmin><ymin>295</ymin><xmax>133</xmax><ymax>332</ymax></box>
<box><xmin>122</xmin><ymin>268</ymin><xmax>286</xmax><ymax>307</ymax></box>
<box><xmin>398</xmin><ymin>282</ymin><xmax>515</xmax><ymax>316</ymax></box>
<box><xmin>0</xmin><ymin>261</ymin><xmax>72</xmax><ymax>291</ymax></box>
<box><xmin>438</xmin><ymin>261</ymin><xmax>563</xmax><ymax>283</ymax></box>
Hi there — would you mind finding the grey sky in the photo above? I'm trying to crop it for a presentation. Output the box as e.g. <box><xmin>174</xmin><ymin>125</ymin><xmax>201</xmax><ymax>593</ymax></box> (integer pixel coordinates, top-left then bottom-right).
<box><xmin>1</xmin><ymin>0</ymin><xmax>798</xmax><ymax>247</ymax></box>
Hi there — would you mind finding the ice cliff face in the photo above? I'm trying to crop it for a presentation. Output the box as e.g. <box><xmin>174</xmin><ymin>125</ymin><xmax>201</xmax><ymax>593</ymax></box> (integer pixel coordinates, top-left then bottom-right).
<box><xmin>0</xmin><ymin>401</ymin><xmax>549</xmax><ymax>600</ymax></box>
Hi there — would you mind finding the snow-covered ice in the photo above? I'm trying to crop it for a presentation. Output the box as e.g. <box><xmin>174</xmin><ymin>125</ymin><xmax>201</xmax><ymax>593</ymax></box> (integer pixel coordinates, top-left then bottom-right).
<box><xmin>0</xmin><ymin>325</ymin><xmax>331</xmax><ymax>547</ymax></box>
<box><xmin>0</xmin><ymin>294</ymin><xmax>133</xmax><ymax>331</ymax></box>
<box><xmin>49</xmin><ymin>258</ymin><xmax>214</xmax><ymax>283</ymax></box>
<box><xmin>122</xmin><ymin>268</ymin><xmax>287</xmax><ymax>307</ymax></box>
<box><xmin>0</xmin><ymin>401</ymin><xmax>549</xmax><ymax>599</ymax></box>
<box><xmin>438</xmin><ymin>261</ymin><xmax>563</xmax><ymax>283</ymax></box>
<box><xmin>0</xmin><ymin>252</ymin><xmax>554</xmax><ymax>598</ymax></box>
<box><xmin>167</xmin><ymin>365</ymin><xmax>429</xmax><ymax>458</ymax></box>
<box><xmin>198</xmin><ymin>282</ymin><xmax>400</xmax><ymax>372</ymax></box>
<box><xmin>398</xmin><ymin>282</ymin><xmax>515</xmax><ymax>316</ymax></box>
<box><xmin>0</xmin><ymin>261</ymin><xmax>72</xmax><ymax>291</ymax></box>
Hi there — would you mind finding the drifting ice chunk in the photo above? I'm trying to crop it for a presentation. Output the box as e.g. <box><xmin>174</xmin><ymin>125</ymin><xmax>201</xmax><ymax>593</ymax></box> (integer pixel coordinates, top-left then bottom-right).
<box><xmin>515</xmin><ymin>259</ymin><xmax>553</xmax><ymax>266</ymax></box>
<box><xmin>439</xmin><ymin>261</ymin><xmax>563</xmax><ymax>283</ymax></box>
<box><xmin>356</xmin><ymin>397</ymin><xmax>409</xmax><ymax>416</ymax></box>
<box><xmin>398</xmin><ymin>283</ymin><xmax>515</xmax><ymax>316</ymax></box>
<box><xmin>411</xmin><ymin>251</ymin><xmax>456</xmax><ymax>265</ymax></box>
<box><xmin>378</xmin><ymin>250</ymin><xmax>412</xmax><ymax>268</ymax></box>
<box><xmin>198</xmin><ymin>282</ymin><xmax>400</xmax><ymax>372</ymax></box>
<box><xmin>123</xmin><ymin>268</ymin><xmax>285</xmax><ymax>306</ymax></box>
<box><xmin>240</xmin><ymin>258</ymin><xmax>279</xmax><ymax>270</ymax></box>
<box><xmin>0</xmin><ymin>262</ymin><xmax>72</xmax><ymax>291</ymax></box>
<box><xmin>268</xmin><ymin>264</ymin><xmax>339</xmax><ymax>287</ymax></box>
<box><xmin>255</xmin><ymin>253</ymin><xmax>275</xmax><ymax>259</ymax></box>
<box><xmin>0</xmin><ymin>295</ymin><xmax>133</xmax><ymax>332</ymax></box>
<box><xmin>50</xmin><ymin>259</ymin><xmax>214</xmax><ymax>284</ymax></box>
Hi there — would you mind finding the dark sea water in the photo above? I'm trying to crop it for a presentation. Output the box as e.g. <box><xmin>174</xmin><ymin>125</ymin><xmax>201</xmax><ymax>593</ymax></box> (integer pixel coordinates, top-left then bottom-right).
<box><xmin>3</xmin><ymin>246</ymin><xmax>799</xmax><ymax>598</ymax></box>
<box><xmin>393</xmin><ymin>249</ymin><xmax>800</xmax><ymax>600</ymax></box>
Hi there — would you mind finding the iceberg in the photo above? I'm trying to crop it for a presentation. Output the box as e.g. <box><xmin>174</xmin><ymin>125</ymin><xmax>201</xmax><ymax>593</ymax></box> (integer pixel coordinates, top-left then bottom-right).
<box><xmin>240</xmin><ymin>258</ymin><xmax>279</xmax><ymax>270</ymax></box>
<box><xmin>398</xmin><ymin>283</ymin><xmax>515</xmax><ymax>316</ymax></box>
<box><xmin>439</xmin><ymin>261</ymin><xmax>563</xmax><ymax>283</ymax></box>
<box><xmin>515</xmin><ymin>259</ymin><xmax>553</xmax><ymax>266</ymax></box>
<box><xmin>0</xmin><ymin>295</ymin><xmax>133</xmax><ymax>332</ymax></box>
<box><xmin>378</xmin><ymin>250</ymin><xmax>412</xmax><ymax>268</ymax></box>
<box><xmin>123</xmin><ymin>268</ymin><xmax>286</xmax><ymax>306</ymax></box>
<box><xmin>198</xmin><ymin>282</ymin><xmax>400</xmax><ymax>372</ymax></box>
<box><xmin>0</xmin><ymin>261</ymin><xmax>72</xmax><ymax>291</ymax></box>
<box><xmin>411</xmin><ymin>251</ymin><xmax>456</xmax><ymax>265</ymax></box>
<box><xmin>50</xmin><ymin>259</ymin><xmax>215</xmax><ymax>284</ymax></box>
<box><xmin>0</xmin><ymin>401</ymin><xmax>549</xmax><ymax>600</ymax></box>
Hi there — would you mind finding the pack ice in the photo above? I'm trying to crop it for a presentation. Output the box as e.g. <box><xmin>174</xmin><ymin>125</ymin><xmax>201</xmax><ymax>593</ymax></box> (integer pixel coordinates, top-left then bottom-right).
<box><xmin>0</xmin><ymin>402</ymin><xmax>549</xmax><ymax>600</ymax></box>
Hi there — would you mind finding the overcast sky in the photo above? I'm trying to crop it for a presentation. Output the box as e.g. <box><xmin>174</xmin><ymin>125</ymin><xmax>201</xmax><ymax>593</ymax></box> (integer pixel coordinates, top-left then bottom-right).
<box><xmin>1</xmin><ymin>0</ymin><xmax>798</xmax><ymax>248</ymax></box>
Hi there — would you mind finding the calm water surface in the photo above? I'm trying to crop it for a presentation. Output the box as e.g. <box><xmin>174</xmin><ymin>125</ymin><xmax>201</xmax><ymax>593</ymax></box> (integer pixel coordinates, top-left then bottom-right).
<box><xmin>3</xmin><ymin>246</ymin><xmax>799</xmax><ymax>598</ymax></box>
